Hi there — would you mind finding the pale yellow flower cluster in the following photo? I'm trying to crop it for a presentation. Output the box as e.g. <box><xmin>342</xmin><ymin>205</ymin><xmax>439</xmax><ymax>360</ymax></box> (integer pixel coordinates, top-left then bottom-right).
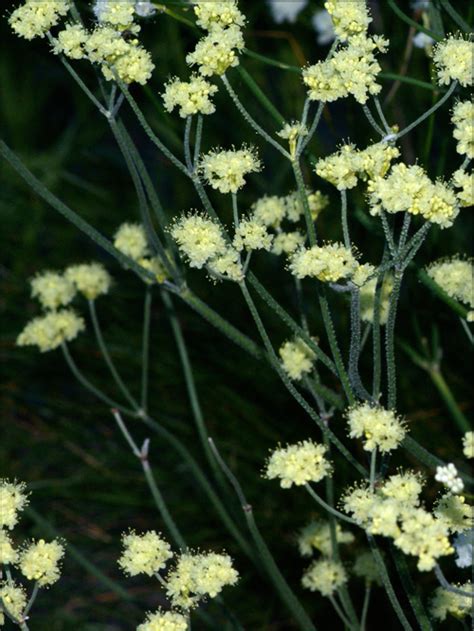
<box><xmin>95</xmin><ymin>0</ymin><xmax>135</xmax><ymax>30</ymax></box>
<box><xmin>297</xmin><ymin>520</ymin><xmax>354</xmax><ymax>557</ymax></box>
<box><xmin>19</xmin><ymin>539</ymin><xmax>65</xmax><ymax>586</ymax></box>
<box><xmin>452</xmin><ymin>168</ymin><xmax>473</xmax><ymax>208</ymax></box>
<box><xmin>54</xmin><ymin>23</ymin><xmax>88</xmax><ymax>59</ymax></box>
<box><xmin>303</xmin><ymin>35</ymin><xmax>388</xmax><ymax>104</ymax></box>
<box><xmin>0</xmin><ymin>531</ymin><xmax>18</xmax><ymax>565</ymax></box>
<box><xmin>462</xmin><ymin>431</ymin><xmax>474</xmax><ymax>459</ymax></box>
<box><xmin>289</xmin><ymin>243</ymin><xmax>359</xmax><ymax>283</ymax></box>
<box><xmin>114</xmin><ymin>222</ymin><xmax>168</xmax><ymax>282</ymax></box>
<box><xmin>431</xmin><ymin>582</ymin><xmax>473</xmax><ymax>621</ymax></box>
<box><xmin>199</xmin><ymin>147</ymin><xmax>262</xmax><ymax>194</ymax></box>
<box><xmin>272</xmin><ymin>232</ymin><xmax>306</xmax><ymax>256</ymax></box>
<box><xmin>451</xmin><ymin>101</ymin><xmax>474</xmax><ymax>159</ymax></box>
<box><xmin>187</xmin><ymin>15</ymin><xmax>245</xmax><ymax>77</ymax></box>
<box><xmin>30</xmin><ymin>271</ymin><xmax>76</xmax><ymax>311</ymax></box>
<box><xmin>359</xmin><ymin>274</ymin><xmax>394</xmax><ymax>325</ymax></box>
<box><xmin>264</xmin><ymin>440</ymin><xmax>332</xmax><ymax>488</ymax></box>
<box><xmin>9</xmin><ymin>0</ymin><xmax>69</xmax><ymax>40</ymax></box>
<box><xmin>17</xmin><ymin>310</ymin><xmax>85</xmax><ymax>353</ymax></box>
<box><xmin>193</xmin><ymin>0</ymin><xmax>246</xmax><ymax>30</ymax></box>
<box><xmin>137</xmin><ymin>610</ymin><xmax>188</xmax><ymax>631</ymax></box>
<box><xmin>279</xmin><ymin>338</ymin><xmax>315</xmax><ymax>381</ymax></box>
<box><xmin>277</xmin><ymin>122</ymin><xmax>308</xmax><ymax>157</ymax></box>
<box><xmin>369</xmin><ymin>163</ymin><xmax>459</xmax><ymax>229</ymax></box>
<box><xmin>0</xmin><ymin>583</ymin><xmax>26</xmax><ymax>627</ymax></box>
<box><xmin>301</xmin><ymin>558</ymin><xmax>347</xmax><ymax>596</ymax></box>
<box><xmin>163</xmin><ymin>74</ymin><xmax>218</xmax><ymax>118</ymax></box>
<box><xmin>427</xmin><ymin>257</ymin><xmax>474</xmax><ymax>309</ymax></box>
<box><xmin>233</xmin><ymin>219</ymin><xmax>273</xmax><ymax>252</ymax></box>
<box><xmin>324</xmin><ymin>0</ymin><xmax>372</xmax><ymax>41</ymax></box>
<box><xmin>65</xmin><ymin>263</ymin><xmax>112</xmax><ymax>300</ymax></box>
<box><xmin>346</xmin><ymin>402</ymin><xmax>407</xmax><ymax>453</ymax></box>
<box><xmin>435</xmin><ymin>494</ymin><xmax>472</xmax><ymax>533</ymax></box>
<box><xmin>0</xmin><ymin>481</ymin><xmax>29</xmax><ymax>530</ymax></box>
<box><xmin>118</xmin><ymin>531</ymin><xmax>173</xmax><ymax>577</ymax></box>
<box><xmin>433</xmin><ymin>36</ymin><xmax>474</xmax><ymax>87</ymax></box>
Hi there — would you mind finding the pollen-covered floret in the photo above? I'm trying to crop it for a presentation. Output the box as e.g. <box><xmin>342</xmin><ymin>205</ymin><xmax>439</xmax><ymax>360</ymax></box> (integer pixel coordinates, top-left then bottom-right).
<box><xmin>297</xmin><ymin>520</ymin><xmax>354</xmax><ymax>557</ymax></box>
<box><xmin>315</xmin><ymin>145</ymin><xmax>361</xmax><ymax>190</ymax></box>
<box><xmin>19</xmin><ymin>539</ymin><xmax>65</xmax><ymax>586</ymax></box>
<box><xmin>65</xmin><ymin>263</ymin><xmax>111</xmax><ymax>300</ymax></box>
<box><xmin>0</xmin><ymin>583</ymin><xmax>26</xmax><ymax>627</ymax></box>
<box><xmin>463</xmin><ymin>432</ymin><xmax>474</xmax><ymax>459</ymax></box>
<box><xmin>289</xmin><ymin>243</ymin><xmax>359</xmax><ymax>282</ymax></box>
<box><xmin>53</xmin><ymin>24</ymin><xmax>88</xmax><ymax>59</ymax></box>
<box><xmin>435</xmin><ymin>494</ymin><xmax>472</xmax><ymax>534</ymax></box>
<box><xmin>163</xmin><ymin>75</ymin><xmax>218</xmax><ymax>118</ymax></box>
<box><xmin>360</xmin><ymin>274</ymin><xmax>393</xmax><ymax>325</ymax></box>
<box><xmin>279</xmin><ymin>338</ymin><xmax>315</xmax><ymax>381</ymax></box>
<box><xmin>0</xmin><ymin>530</ymin><xmax>18</xmax><ymax>565</ymax></box>
<box><xmin>30</xmin><ymin>271</ymin><xmax>76</xmax><ymax>311</ymax></box>
<box><xmin>431</xmin><ymin>582</ymin><xmax>473</xmax><ymax>621</ymax></box>
<box><xmin>271</xmin><ymin>232</ymin><xmax>306</xmax><ymax>256</ymax></box>
<box><xmin>427</xmin><ymin>257</ymin><xmax>474</xmax><ymax>309</ymax></box>
<box><xmin>199</xmin><ymin>146</ymin><xmax>261</xmax><ymax>194</ymax></box>
<box><xmin>118</xmin><ymin>531</ymin><xmax>173</xmax><ymax>576</ymax></box>
<box><xmin>380</xmin><ymin>471</ymin><xmax>423</xmax><ymax>506</ymax></box>
<box><xmin>251</xmin><ymin>195</ymin><xmax>287</xmax><ymax>228</ymax></box>
<box><xmin>233</xmin><ymin>219</ymin><xmax>273</xmax><ymax>252</ymax></box>
<box><xmin>170</xmin><ymin>214</ymin><xmax>227</xmax><ymax>268</ymax></box>
<box><xmin>358</xmin><ymin>142</ymin><xmax>400</xmax><ymax>181</ymax></box>
<box><xmin>452</xmin><ymin>168</ymin><xmax>473</xmax><ymax>208</ymax></box>
<box><xmin>0</xmin><ymin>480</ymin><xmax>29</xmax><ymax>530</ymax></box>
<box><xmin>451</xmin><ymin>101</ymin><xmax>474</xmax><ymax>159</ymax></box>
<box><xmin>435</xmin><ymin>463</ymin><xmax>464</xmax><ymax>494</ymax></box>
<box><xmin>94</xmin><ymin>0</ymin><xmax>135</xmax><ymax>29</ymax></box>
<box><xmin>137</xmin><ymin>610</ymin><xmax>188</xmax><ymax>631</ymax></box>
<box><xmin>17</xmin><ymin>310</ymin><xmax>85</xmax><ymax>353</ymax></box>
<box><xmin>264</xmin><ymin>440</ymin><xmax>332</xmax><ymax>488</ymax></box>
<box><xmin>346</xmin><ymin>402</ymin><xmax>407</xmax><ymax>453</ymax></box>
<box><xmin>194</xmin><ymin>1</ymin><xmax>245</xmax><ymax>30</ymax></box>
<box><xmin>324</xmin><ymin>0</ymin><xmax>372</xmax><ymax>41</ymax></box>
<box><xmin>301</xmin><ymin>559</ymin><xmax>347</xmax><ymax>596</ymax></box>
<box><xmin>206</xmin><ymin>247</ymin><xmax>244</xmax><ymax>283</ymax></box>
<box><xmin>186</xmin><ymin>25</ymin><xmax>244</xmax><ymax>77</ymax></box>
<box><xmin>114</xmin><ymin>223</ymin><xmax>150</xmax><ymax>261</ymax></box>
<box><xmin>433</xmin><ymin>36</ymin><xmax>474</xmax><ymax>87</ymax></box>
<box><xmin>9</xmin><ymin>0</ymin><xmax>69</xmax><ymax>40</ymax></box>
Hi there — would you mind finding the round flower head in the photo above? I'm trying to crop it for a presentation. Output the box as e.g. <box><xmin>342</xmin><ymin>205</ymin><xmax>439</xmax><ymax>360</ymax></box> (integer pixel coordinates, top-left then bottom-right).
<box><xmin>301</xmin><ymin>559</ymin><xmax>347</xmax><ymax>596</ymax></box>
<box><xmin>431</xmin><ymin>582</ymin><xmax>473</xmax><ymax>621</ymax></box>
<box><xmin>53</xmin><ymin>24</ymin><xmax>88</xmax><ymax>59</ymax></box>
<box><xmin>19</xmin><ymin>539</ymin><xmax>65</xmax><ymax>586</ymax></box>
<box><xmin>324</xmin><ymin>0</ymin><xmax>371</xmax><ymax>41</ymax></box>
<box><xmin>9</xmin><ymin>0</ymin><xmax>69</xmax><ymax>40</ymax></box>
<box><xmin>297</xmin><ymin>520</ymin><xmax>354</xmax><ymax>557</ymax></box>
<box><xmin>207</xmin><ymin>247</ymin><xmax>244</xmax><ymax>283</ymax></box>
<box><xmin>118</xmin><ymin>530</ymin><xmax>173</xmax><ymax>576</ymax></box>
<box><xmin>427</xmin><ymin>257</ymin><xmax>474</xmax><ymax>309</ymax></box>
<box><xmin>0</xmin><ymin>582</ymin><xmax>26</xmax><ymax>627</ymax></box>
<box><xmin>353</xmin><ymin>551</ymin><xmax>381</xmax><ymax>585</ymax></box>
<box><xmin>341</xmin><ymin>485</ymin><xmax>377</xmax><ymax>525</ymax></box>
<box><xmin>0</xmin><ymin>480</ymin><xmax>29</xmax><ymax>530</ymax></box>
<box><xmin>279</xmin><ymin>338</ymin><xmax>315</xmax><ymax>381</ymax></box>
<box><xmin>264</xmin><ymin>440</ymin><xmax>331</xmax><ymax>488</ymax></box>
<box><xmin>233</xmin><ymin>219</ymin><xmax>273</xmax><ymax>252</ymax></box>
<box><xmin>315</xmin><ymin>145</ymin><xmax>361</xmax><ymax>190</ymax></box>
<box><xmin>30</xmin><ymin>271</ymin><xmax>76</xmax><ymax>311</ymax></box>
<box><xmin>272</xmin><ymin>231</ymin><xmax>305</xmax><ymax>256</ymax></box>
<box><xmin>380</xmin><ymin>471</ymin><xmax>423</xmax><ymax>506</ymax></box>
<box><xmin>17</xmin><ymin>309</ymin><xmax>85</xmax><ymax>353</ymax></box>
<box><xmin>346</xmin><ymin>402</ymin><xmax>407</xmax><ymax>453</ymax></box>
<box><xmin>0</xmin><ymin>530</ymin><xmax>19</xmax><ymax>565</ymax></box>
<box><xmin>93</xmin><ymin>0</ymin><xmax>135</xmax><ymax>29</ymax></box>
<box><xmin>452</xmin><ymin>168</ymin><xmax>473</xmax><ymax>208</ymax></box>
<box><xmin>433</xmin><ymin>36</ymin><xmax>474</xmax><ymax>87</ymax></box>
<box><xmin>163</xmin><ymin>75</ymin><xmax>218</xmax><ymax>118</ymax></box>
<box><xmin>435</xmin><ymin>463</ymin><xmax>464</xmax><ymax>494</ymax></box>
<box><xmin>435</xmin><ymin>494</ymin><xmax>472</xmax><ymax>534</ymax></box>
<box><xmin>360</xmin><ymin>273</ymin><xmax>393</xmax><ymax>325</ymax></box>
<box><xmin>170</xmin><ymin>214</ymin><xmax>227</xmax><ymax>269</ymax></box>
<box><xmin>357</xmin><ymin>142</ymin><xmax>400</xmax><ymax>182</ymax></box>
<box><xmin>289</xmin><ymin>243</ymin><xmax>359</xmax><ymax>283</ymax></box>
<box><xmin>462</xmin><ymin>431</ymin><xmax>474</xmax><ymax>459</ymax></box>
<box><xmin>193</xmin><ymin>1</ymin><xmax>245</xmax><ymax>30</ymax></box>
<box><xmin>65</xmin><ymin>263</ymin><xmax>111</xmax><ymax>300</ymax></box>
<box><xmin>186</xmin><ymin>25</ymin><xmax>244</xmax><ymax>77</ymax></box>
<box><xmin>451</xmin><ymin>101</ymin><xmax>474</xmax><ymax>159</ymax></box>
<box><xmin>199</xmin><ymin>147</ymin><xmax>261</xmax><ymax>194</ymax></box>
<box><xmin>137</xmin><ymin>610</ymin><xmax>188</xmax><ymax>631</ymax></box>
<box><xmin>251</xmin><ymin>195</ymin><xmax>287</xmax><ymax>228</ymax></box>
<box><xmin>283</xmin><ymin>190</ymin><xmax>329</xmax><ymax>222</ymax></box>
<box><xmin>114</xmin><ymin>223</ymin><xmax>150</xmax><ymax>261</ymax></box>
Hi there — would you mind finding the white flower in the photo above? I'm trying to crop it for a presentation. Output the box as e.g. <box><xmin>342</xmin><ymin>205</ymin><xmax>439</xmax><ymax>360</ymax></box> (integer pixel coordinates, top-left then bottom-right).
<box><xmin>413</xmin><ymin>32</ymin><xmax>434</xmax><ymax>49</ymax></box>
<box><xmin>435</xmin><ymin>463</ymin><xmax>464</xmax><ymax>494</ymax></box>
<box><xmin>267</xmin><ymin>0</ymin><xmax>308</xmax><ymax>23</ymax></box>
<box><xmin>454</xmin><ymin>530</ymin><xmax>473</xmax><ymax>568</ymax></box>
<box><xmin>312</xmin><ymin>9</ymin><xmax>335</xmax><ymax>46</ymax></box>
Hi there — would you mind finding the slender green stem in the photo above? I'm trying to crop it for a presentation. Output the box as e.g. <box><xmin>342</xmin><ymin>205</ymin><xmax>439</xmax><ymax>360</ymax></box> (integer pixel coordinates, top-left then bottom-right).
<box><xmin>340</xmin><ymin>190</ymin><xmax>350</xmax><ymax>248</ymax></box>
<box><xmin>398</xmin><ymin>213</ymin><xmax>412</xmax><ymax>252</ymax></box>
<box><xmin>429</xmin><ymin>368</ymin><xmax>470</xmax><ymax>433</ymax></box>
<box><xmin>328</xmin><ymin>595</ymin><xmax>354</xmax><ymax>629</ymax></box>
<box><xmin>385</xmin><ymin>272</ymin><xmax>403</xmax><ymax>409</ymax></box>
<box><xmin>373</xmin><ymin>97</ymin><xmax>392</xmax><ymax>134</ymax></box>
<box><xmin>391</xmin><ymin>546</ymin><xmax>433</xmax><ymax>631</ymax></box>
<box><xmin>360</xmin><ymin>585</ymin><xmax>371</xmax><ymax>631</ymax></box>
<box><xmin>141</xmin><ymin>288</ymin><xmax>152</xmax><ymax>412</ymax></box>
<box><xmin>193</xmin><ymin>115</ymin><xmax>203</xmax><ymax>168</ymax></box>
<box><xmin>305</xmin><ymin>485</ymin><xmax>357</xmax><ymax>525</ymax></box>
<box><xmin>434</xmin><ymin>564</ymin><xmax>474</xmax><ymax>598</ymax></box>
<box><xmin>292</xmin><ymin>160</ymin><xmax>316</xmax><ymax>245</ymax></box>
<box><xmin>439</xmin><ymin>0</ymin><xmax>471</xmax><ymax>32</ymax></box>
<box><xmin>362</xmin><ymin>104</ymin><xmax>385</xmax><ymax>136</ymax></box>
<box><xmin>232</xmin><ymin>192</ymin><xmax>239</xmax><ymax>229</ymax></box>
<box><xmin>88</xmin><ymin>300</ymin><xmax>139</xmax><ymax>411</ymax></box>
<box><xmin>23</xmin><ymin>582</ymin><xmax>39</xmax><ymax>618</ymax></box>
<box><xmin>369</xmin><ymin>449</ymin><xmax>377</xmax><ymax>490</ymax></box>
<box><xmin>460</xmin><ymin>318</ymin><xmax>473</xmax><ymax>345</ymax></box>
<box><xmin>380</xmin><ymin>212</ymin><xmax>397</xmax><ymax>260</ymax></box>
<box><xmin>348</xmin><ymin>288</ymin><xmax>372</xmax><ymax>401</ymax></box>
<box><xmin>387</xmin><ymin>0</ymin><xmax>442</xmax><ymax>41</ymax></box>
<box><xmin>298</xmin><ymin>101</ymin><xmax>325</xmax><ymax>156</ymax></box>
<box><xmin>184</xmin><ymin>116</ymin><xmax>193</xmax><ymax>172</ymax></box>
<box><xmin>243</xmin><ymin>47</ymin><xmax>301</xmax><ymax>73</ymax></box>
<box><xmin>237</xmin><ymin>66</ymin><xmax>285</xmax><ymax>126</ymax></box>
<box><xmin>379</xmin><ymin>72</ymin><xmax>443</xmax><ymax>92</ymax></box>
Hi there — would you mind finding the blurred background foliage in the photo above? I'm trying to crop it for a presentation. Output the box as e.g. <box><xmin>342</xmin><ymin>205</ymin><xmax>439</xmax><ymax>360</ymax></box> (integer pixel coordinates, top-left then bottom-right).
<box><xmin>0</xmin><ymin>0</ymin><xmax>472</xmax><ymax>628</ymax></box>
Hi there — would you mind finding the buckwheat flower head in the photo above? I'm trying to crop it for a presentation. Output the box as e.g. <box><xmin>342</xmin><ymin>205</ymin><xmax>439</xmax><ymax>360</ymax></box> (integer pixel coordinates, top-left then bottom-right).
<box><xmin>65</xmin><ymin>263</ymin><xmax>111</xmax><ymax>300</ymax></box>
<box><xmin>19</xmin><ymin>539</ymin><xmax>65</xmax><ymax>586</ymax></box>
<box><xmin>453</xmin><ymin>530</ymin><xmax>473</xmax><ymax>568</ymax></box>
<box><xmin>463</xmin><ymin>432</ymin><xmax>474</xmax><ymax>459</ymax></box>
<box><xmin>427</xmin><ymin>257</ymin><xmax>474</xmax><ymax>309</ymax></box>
<box><xmin>435</xmin><ymin>494</ymin><xmax>472</xmax><ymax>534</ymax></box>
<box><xmin>194</xmin><ymin>1</ymin><xmax>245</xmax><ymax>30</ymax></box>
<box><xmin>102</xmin><ymin>43</ymin><xmax>154</xmax><ymax>85</ymax></box>
<box><xmin>233</xmin><ymin>219</ymin><xmax>273</xmax><ymax>252</ymax></box>
<box><xmin>342</xmin><ymin>485</ymin><xmax>377</xmax><ymax>525</ymax></box>
<box><xmin>394</xmin><ymin>507</ymin><xmax>453</xmax><ymax>571</ymax></box>
<box><xmin>283</xmin><ymin>190</ymin><xmax>329</xmax><ymax>222</ymax></box>
<box><xmin>312</xmin><ymin>10</ymin><xmax>336</xmax><ymax>46</ymax></box>
<box><xmin>272</xmin><ymin>232</ymin><xmax>306</xmax><ymax>256</ymax></box>
<box><xmin>324</xmin><ymin>0</ymin><xmax>372</xmax><ymax>41</ymax></box>
<box><xmin>186</xmin><ymin>25</ymin><xmax>244</xmax><ymax>77</ymax></box>
<box><xmin>435</xmin><ymin>463</ymin><xmax>464</xmax><ymax>494</ymax></box>
<box><xmin>431</xmin><ymin>582</ymin><xmax>473</xmax><ymax>621</ymax></box>
<box><xmin>94</xmin><ymin>0</ymin><xmax>135</xmax><ymax>29</ymax></box>
<box><xmin>358</xmin><ymin>142</ymin><xmax>400</xmax><ymax>182</ymax></box>
<box><xmin>199</xmin><ymin>146</ymin><xmax>261</xmax><ymax>194</ymax></box>
<box><xmin>137</xmin><ymin>610</ymin><xmax>188</xmax><ymax>631</ymax></box>
<box><xmin>279</xmin><ymin>338</ymin><xmax>315</xmax><ymax>381</ymax></box>
<box><xmin>163</xmin><ymin>75</ymin><xmax>218</xmax><ymax>118</ymax></box>
<box><xmin>346</xmin><ymin>402</ymin><xmax>407</xmax><ymax>453</ymax></box>
<box><xmin>301</xmin><ymin>559</ymin><xmax>347</xmax><ymax>596</ymax></box>
<box><xmin>380</xmin><ymin>471</ymin><xmax>423</xmax><ymax>506</ymax></box>
<box><xmin>30</xmin><ymin>271</ymin><xmax>76</xmax><ymax>311</ymax></box>
<box><xmin>252</xmin><ymin>195</ymin><xmax>287</xmax><ymax>228</ymax></box>
<box><xmin>53</xmin><ymin>24</ymin><xmax>88</xmax><ymax>59</ymax></box>
<box><xmin>0</xmin><ymin>480</ymin><xmax>29</xmax><ymax>530</ymax></box>
<box><xmin>264</xmin><ymin>440</ymin><xmax>331</xmax><ymax>488</ymax></box>
<box><xmin>17</xmin><ymin>309</ymin><xmax>85</xmax><ymax>353</ymax></box>
<box><xmin>360</xmin><ymin>274</ymin><xmax>393</xmax><ymax>325</ymax></box>
<box><xmin>170</xmin><ymin>214</ymin><xmax>227</xmax><ymax>268</ymax></box>
<box><xmin>451</xmin><ymin>101</ymin><xmax>474</xmax><ymax>158</ymax></box>
<box><xmin>452</xmin><ymin>168</ymin><xmax>474</xmax><ymax>208</ymax></box>
<box><xmin>114</xmin><ymin>223</ymin><xmax>149</xmax><ymax>261</ymax></box>
<box><xmin>277</xmin><ymin>122</ymin><xmax>308</xmax><ymax>157</ymax></box>
<box><xmin>118</xmin><ymin>531</ymin><xmax>172</xmax><ymax>576</ymax></box>
<box><xmin>297</xmin><ymin>520</ymin><xmax>354</xmax><ymax>557</ymax></box>
<box><xmin>353</xmin><ymin>551</ymin><xmax>381</xmax><ymax>585</ymax></box>
<box><xmin>289</xmin><ymin>243</ymin><xmax>359</xmax><ymax>282</ymax></box>
<box><xmin>267</xmin><ymin>0</ymin><xmax>307</xmax><ymax>23</ymax></box>
<box><xmin>0</xmin><ymin>583</ymin><xmax>26</xmax><ymax>627</ymax></box>
<box><xmin>0</xmin><ymin>530</ymin><xmax>18</xmax><ymax>565</ymax></box>
<box><xmin>433</xmin><ymin>36</ymin><xmax>474</xmax><ymax>87</ymax></box>
<box><xmin>315</xmin><ymin>145</ymin><xmax>361</xmax><ymax>190</ymax></box>
<box><xmin>207</xmin><ymin>247</ymin><xmax>244</xmax><ymax>283</ymax></box>
<box><xmin>9</xmin><ymin>0</ymin><xmax>69</xmax><ymax>40</ymax></box>
<box><xmin>351</xmin><ymin>263</ymin><xmax>376</xmax><ymax>288</ymax></box>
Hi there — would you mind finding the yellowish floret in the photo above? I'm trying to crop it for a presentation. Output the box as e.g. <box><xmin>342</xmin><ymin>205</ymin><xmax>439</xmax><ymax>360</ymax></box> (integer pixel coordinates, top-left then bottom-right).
<box><xmin>297</xmin><ymin>520</ymin><xmax>354</xmax><ymax>557</ymax></box>
<box><xmin>234</xmin><ymin>219</ymin><xmax>273</xmax><ymax>252</ymax></box>
<box><xmin>289</xmin><ymin>243</ymin><xmax>359</xmax><ymax>282</ymax></box>
<box><xmin>277</xmin><ymin>122</ymin><xmax>308</xmax><ymax>158</ymax></box>
<box><xmin>462</xmin><ymin>432</ymin><xmax>474</xmax><ymax>459</ymax></box>
<box><xmin>279</xmin><ymin>338</ymin><xmax>315</xmax><ymax>381</ymax></box>
<box><xmin>433</xmin><ymin>36</ymin><xmax>474</xmax><ymax>87</ymax></box>
<box><xmin>324</xmin><ymin>0</ymin><xmax>372</xmax><ymax>41</ymax></box>
<box><xmin>380</xmin><ymin>471</ymin><xmax>423</xmax><ymax>506</ymax></box>
<box><xmin>114</xmin><ymin>223</ymin><xmax>150</xmax><ymax>261</ymax></box>
<box><xmin>19</xmin><ymin>539</ymin><xmax>65</xmax><ymax>586</ymax></box>
<box><xmin>95</xmin><ymin>0</ymin><xmax>135</xmax><ymax>29</ymax></box>
<box><xmin>137</xmin><ymin>610</ymin><xmax>188</xmax><ymax>631</ymax></box>
<box><xmin>9</xmin><ymin>0</ymin><xmax>69</xmax><ymax>40</ymax></box>
<box><xmin>346</xmin><ymin>402</ymin><xmax>407</xmax><ymax>453</ymax></box>
<box><xmin>315</xmin><ymin>145</ymin><xmax>361</xmax><ymax>190</ymax></box>
<box><xmin>435</xmin><ymin>494</ymin><xmax>473</xmax><ymax>534</ymax></box>
<box><xmin>427</xmin><ymin>257</ymin><xmax>474</xmax><ymax>309</ymax></box>
<box><xmin>163</xmin><ymin>75</ymin><xmax>218</xmax><ymax>118</ymax></box>
<box><xmin>301</xmin><ymin>559</ymin><xmax>347</xmax><ymax>596</ymax></box>
<box><xmin>264</xmin><ymin>440</ymin><xmax>332</xmax><ymax>488</ymax></box>
<box><xmin>53</xmin><ymin>24</ymin><xmax>88</xmax><ymax>59</ymax></box>
<box><xmin>431</xmin><ymin>582</ymin><xmax>473</xmax><ymax>621</ymax></box>
<box><xmin>452</xmin><ymin>168</ymin><xmax>473</xmax><ymax>208</ymax></box>
<box><xmin>451</xmin><ymin>101</ymin><xmax>474</xmax><ymax>159</ymax></box>
<box><xmin>0</xmin><ymin>530</ymin><xmax>18</xmax><ymax>565</ymax></box>
<box><xmin>283</xmin><ymin>190</ymin><xmax>329</xmax><ymax>222</ymax></box>
<box><xmin>199</xmin><ymin>147</ymin><xmax>261</xmax><ymax>194</ymax></box>
<box><xmin>17</xmin><ymin>309</ymin><xmax>85</xmax><ymax>353</ymax></box>
<box><xmin>0</xmin><ymin>583</ymin><xmax>26</xmax><ymax>627</ymax></box>
<box><xmin>118</xmin><ymin>531</ymin><xmax>173</xmax><ymax>577</ymax></box>
<box><xmin>194</xmin><ymin>1</ymin><xmax>246</xmax><ymax>30</ymax></box>
<box><xmin>271</xmin><ymin>232</ymin><xmax>306</xmax><ymax>256</ymax></box>
<box><xmin>0</xmin><ymin>480</ymin><xmax>29</xmax><ymax>530</ymax></box>
<box><xmin>30</xmin><ymin>271</ymin><xmax>76</xmax><ymax>311</ymax></box>
<box><xmin>65</xmin><ymin>263</ymin><xmax>111</xmax><ymax>300</ymax></box>
<box><xmin>251</xmin><ymin>195</ymin><xmax>287</xmax><ymax>228</ymax></box>
<box><xmin>170</xmin><ymin>214</ymin><xmax>227</xmax><ymax>269</ymax></box>
<box><xmin>207</xmin><ymin>247</ymin><xmax>244</xmax><ymax>282</ymax></box>
<box><xmin>186</xmin><ymin>25</ymin><xmax>244</xmax><ymax>77</ymax></box>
